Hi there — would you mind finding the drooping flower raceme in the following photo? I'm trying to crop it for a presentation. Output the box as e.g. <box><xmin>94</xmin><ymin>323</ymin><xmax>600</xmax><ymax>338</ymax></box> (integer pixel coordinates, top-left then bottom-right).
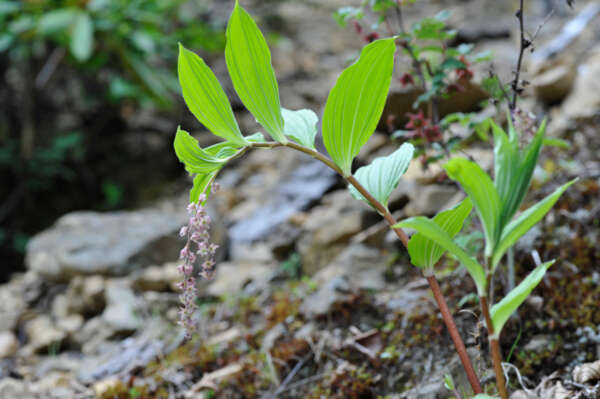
<box><xmin>176</xmin><ymin>193</ymin><xmax>219</xmax><ymax>339</ymax></box>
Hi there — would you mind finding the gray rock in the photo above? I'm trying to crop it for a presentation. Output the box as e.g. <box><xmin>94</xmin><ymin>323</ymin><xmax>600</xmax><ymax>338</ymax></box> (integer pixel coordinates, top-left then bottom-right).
<box><xmin>0</xmin><ymin>284</ymin><xmax>26</xmax><ymax>333</ymax></box>
<box><xmin>300</xmin><ymin>277</ymin><xmax>353</xmax><ymax>318</ymax></box>
<box><xmin>297</xmin><ymin>190</ymin><xmax>367</xmax><ymax>275</ymax></box>
<box><xmin>0</xmin><ymin>378</ymin><xmax>35</xmax><ymax>399</ymax></box>
<box><xmin>25</xmin><ymin>207</ymin><xmax>187</xmax><ymax>280</ymax></box>
<box><xmin>228</xmin><ymin>158</ymin><xmax>337</xmax><ymax>244</ymax></box>
<box><xmin>25</xmin><ymin>196</ymin><xmax>227</xmax><ymax>281</ymax></box>
<box><xmin>312</xmin><ymin>244</ymin><xmax>389</xmax><ymax>291</ymax></box>
<box><xmin>206</xmin><ymin>261</ymin><xmax>272</xmax><ymax>297</ymax></box>
<box><xmin>0</xmin><ymin>332</ymin><xmax>18</xmax><ymax>359</ymax></box>
<box><xmin>101</xmin><ymin>280</ymin><xmax>141</xmax><ymax>333</ymax></box>
<box><xmin>23</xmin><ymin>315</ymin><xmax>67</xmax><ymax>355</ymax></box>
<box><xmin>132</xmin><ymin>262</ymin><xmax>180</xmax><ymax>292</ymax></box>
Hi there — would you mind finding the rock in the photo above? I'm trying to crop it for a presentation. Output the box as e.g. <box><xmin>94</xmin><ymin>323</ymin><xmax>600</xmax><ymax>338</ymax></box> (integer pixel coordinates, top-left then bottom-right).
<box><xmin>404</xmin><ymin>184</ymin><xmax>461</xmax><ymax>217</ymax></box>
<box><xmin>0</xmin><ymin>283</ymin><xmax>26</xmax><ymax>332</ymax></box>
<box><xmin>312</xmin><ymin>244</ymin><xmax>388</xmax><ymax>291</ymax></box>
<box><xmin>23</xmin><ymin>315</ymin><xmax>66</xmax><ymax>354</ymax></box>
<box><xmin>30</xmin><ymin>371</ymin><xmax>80</xmax><ymax>399</ymax></box>
<box><xmin>206</xmin><ymin>261</ymin><xmax>272</xmax><ymax>297</ymax></box>
<box><xmin>300</xmin><ymin>277</ymin><xmax>353</xmax><ymax>317</ymax></box>
<box><xmin>228</xmin><ymin>158</ymin><xmax>337</xmax><ymax>244</ymax></box>
<box><xmin>510</xmin><ymin>391</ymin><xmax>534</xmax><ymax>399</ymax></box>
<box><xmin>72</xmin><ymin>317</ymin><xmax>114</xmax><ymax>354</ymax></box>
<box><xmin>572</xmin><ymin>360</ymin><xmax>600</xmax><ymax>384</ymax></box>
<box><xmin>532</xmin><ymin>63</ymin><xmax>575</xmax><ymax>104</ymax></box>
<box><xmin>25</xmin><ymin>196</ymin><xmax>226</xmax><ymax>281</ymax></box>
<box><xmin>0</xmin><ymin>332</ymin><xmax>18</xmax><ymax>358</ymax></box>
<box><xmin>56</xmin><ymin>315</ymin><xmax>84</xmax><ymax>336</ymax></box>
<box><xmin>297</xmin><ymin>190</ymin><xmax>367</xmax><ymax>275</ymax></box>
<box><xmin>77</xmin><ymin>335</ymin><xmax>165</xmax><ymax>384</ymax></box>
<box><xmin>0</xmin><ymin>378</ymin><xmax>35</xmax><ymax>399</ymax></box>
<box><xmin>132</xmin><ymin>262</ymin><xmax>180</xmax><ymax>292</ymax></box>
<box><xmin>524</xmin><ymin>334</ymin><xmax>552</xmax><ymax>353</ymax></box>
<box><xmin>101</xmin><ymin>280</ymin><xmax>140</xmax><ymax>333</ymax></box>
<box><xmin>92</xmin><ymin>377</ymin><xmax>125</xmax><ymax>397</ymax></box>
<box><xmin>549</xmin><ymin>48</ymin><xmax>600</xmax><ymax>135</ymax></box>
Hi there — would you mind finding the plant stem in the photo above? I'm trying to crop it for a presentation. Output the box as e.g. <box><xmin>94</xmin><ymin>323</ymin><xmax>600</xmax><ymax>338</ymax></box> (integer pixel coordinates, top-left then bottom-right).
<box><xmin>480</xmin><ymin>295</ymin><xmax>509</xmax><ymax>399</ymax></box>
<box><xmin>427</xmin><ymin>275</ymin><xmax>484</xmax><ymax>394</ymax></box>
<box><xmin>510</xmin><ymin>0</ymin><xmax>527</xmax><ymax>111</ymax></box>
<box><xmin>250</xmin><ymin>140</ymin><xmax>483</xmax><ymax>394</ymax></box>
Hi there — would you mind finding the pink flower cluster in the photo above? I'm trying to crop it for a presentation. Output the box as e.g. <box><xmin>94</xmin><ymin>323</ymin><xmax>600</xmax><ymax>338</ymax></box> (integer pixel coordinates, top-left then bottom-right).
<box><xmin>177</xmin><ymin>193</ymin><xmax>219</xmax><ymax>339</ymax></box>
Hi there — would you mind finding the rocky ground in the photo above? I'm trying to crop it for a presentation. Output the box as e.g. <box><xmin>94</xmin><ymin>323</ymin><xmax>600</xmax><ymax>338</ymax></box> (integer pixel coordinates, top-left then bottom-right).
<box><xmin>1</xmin><ymin>0</ymin><xmax>600</xmax><ymax>398</ymax></box>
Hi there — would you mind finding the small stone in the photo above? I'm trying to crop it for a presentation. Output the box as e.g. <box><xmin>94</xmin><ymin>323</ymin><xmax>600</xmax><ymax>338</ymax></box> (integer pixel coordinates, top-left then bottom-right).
<box><xmin>24</xmin><ymin>315</ymin><xmax>66</xmax><ymax>354</ymax></box>
<box><xmin>0</xmin><ymin>378</ymin><xmax>35</xmax><ymax>399</ymax></box>
<box><xmin>0</xmin><ymin>331</ymin><xmax>18</xmax><ymax>358</ymax></box>
<box><xmin>56</xmin><ymin>314</ymin><xmax>84</xmax><ymax>335</ymax></box>
<box><xmin>133</xmin><ymin>263</ymin><xmax>179</xmax><ymax>292</ymax></box>
<box><xmin>573</xmin><ymin>359</ymin><xmax>600</xmax><ymax>384</ymax></box>
<box><xmin>524</xmin><ymin>334</ymin><xmax>552</xmax><ymax>353</ymax></box>
<box><xmin>93</xmin><ymin>377</ymin><xmax>125</xmax><ymax>397</ymax></box>
<box><xmin>101</xmin><ymin>280</ymin><xmax>140</xmax><ymax>333</ymax></box>
<box><xmin>206</xmin><ymin>261</ymin><xmax>272</xmax><ymax>297</ymax></box>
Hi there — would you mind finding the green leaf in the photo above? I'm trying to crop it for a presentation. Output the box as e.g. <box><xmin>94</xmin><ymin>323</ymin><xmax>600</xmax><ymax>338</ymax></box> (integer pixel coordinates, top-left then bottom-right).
<box><xmin>333</xmin><ymin>6</ymin><xmax>364</xmax><ymax>27</ymax></box>
<box><xmin>37</xmin><ymin>8</ymin><xmax>77</xmax><ymax>35</ymax></box>
<box><xmin>492</xmin><ymin>179</ymin><xmax>576</xmax><ymax>269</ymax></box>
<box><xmin>407</xmin><ymin>198</ymin><xmax>472</xmax><ymax>269</ymax></box>
<box><xmin>178</xmin><ymin>44</ymin><xmax>247</xmax><ymax>146</ymax></box>
<box><xmin>491</xmin><ymin>120</ymin><xmax>519</xmax><ymax>224</ymax></box>
<box><xmin>440</xmin><ymin>57</ymin><xmax>466</xmax><ymax>71</ymax></box>
<box><xmin>322</xmin><ymin>38</ymin><xmax>396</xmax><ymax>175</ymax></box>
<box><xmin>225</xmin><ymin>1</ymin><xmax>285</xmax><ymax>143</ymax></box>
<box><xmin>472</xmin><ymin>395</ymin><xmax>500</xmax><ymax>399</ymax></box>
<box><xmin>70</xmin><ymin>12</ymin><xmax>94</xmax><ymax>61</ymax></box>
<box><xmin>281</xmin><ymin>108</ymin><xmax>318</xmax><ymax>150</ymax></box>
<box><xmin>173</xmin><ymin>127</ymin><xmax>229</xmax><ymax>175</ymax></box>
<box><xmin>502</xmin><ymin>119</ymin><xmax>546</xmax><ymax>226</ymax></box>
<box><xmin>491</xmin><ymin>260</ymin><xmax>555</xmax><ymax>335</ymax></box>
<box><xmin>444</xmin><ymin>158</ymin><xmax>501</xmax><ymax>257</ymax></box>
<box><xmin>394</xmin><ymin>216</ymin><xmax>486</xmax><ymax>295</ymax></box>
<box><xmin>190</xmin><ymin>171</ymin><xmax>218</xmax><ymax>203</ymax></box>
<box><xmin>348</xmin><ymin>143</ymin><xmax>414</xmax><ymax>207</ymax></box>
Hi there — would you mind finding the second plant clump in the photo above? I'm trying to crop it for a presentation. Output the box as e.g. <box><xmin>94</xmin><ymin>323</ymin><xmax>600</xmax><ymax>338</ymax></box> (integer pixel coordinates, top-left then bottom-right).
<box><xmin>172</xmin><ymin>2</ymin><xmax>574</xmax><ymax>398</ymax></box>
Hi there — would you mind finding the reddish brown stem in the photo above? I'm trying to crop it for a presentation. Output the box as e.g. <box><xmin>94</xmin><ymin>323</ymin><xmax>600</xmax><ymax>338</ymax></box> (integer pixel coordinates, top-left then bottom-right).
<box><xmin>427</xmin><ymin>276</ymin><xmax>483</xmax><ymax>395</ymax></box>
<box><xmin>480</xmin><ymin>296</ymin><xmax>509</xmax><ymax>399</ymax></box>
<box><xmin>252</xmin><ymin>143</ymin><xmax>482</xmax><ymax>394</ymax></box>
<box><xmin>347</xmin><ymin>175</ymin><xmax>482</xmax><ymax>394</ymax></box>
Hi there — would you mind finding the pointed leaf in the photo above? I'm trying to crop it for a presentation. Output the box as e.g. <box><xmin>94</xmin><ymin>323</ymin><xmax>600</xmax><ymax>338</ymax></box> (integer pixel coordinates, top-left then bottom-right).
<box><xmin>37</xmin><ymin>8</ymin><xmax>77</xmax><ymax>34</ymax></box>
<box><xmin>281</xmin><ymin>108</ymin><xmax>318</xmax><ymax>150</ymax></box>
<box><xmin>178</xmin><ymin>44</ymin><xmax>247</xmax><ymax>146</ymax></box>
<box><xmin>190</xmin><ymin>171</ymin><xmax>218</xmax><ymax>203</ymax></box>
<box><xmin>407</xmin><ymin>198</ymin><xmax>472</xmax><ymax>269</ymax></box>
<box><xmin>173</xmin><ymin>127</ymin><xmax>229</xmax><ymax>174</ymax></box>
<box><xmin>394</xmin><ymin>217</ymin><xmax>486</xmax><ymax>295</ymax></box>
<box><xmin>492</xmin><ymin>179</ymin><xmax>576</xmax><ymax>269</ymax></box>
<box><xmin>225</xmin><ymin>1</ymin><xmax>285</xmax><ymax>142</ymax></box>
<box><xmin>491</xmin><ymin>121</ymin><xmax>518</xmax><ymax>224</ymax></box>
<box><xmin>322</xmin><ymin>38</ymin><xmax>396</xmax><ymax>175</ymax></box>
<box><xmin>348</xmin><ymin>143</ymin><xmax>414</xmax><ymax>207</ymax></box>
<box><xmin>70</xmin><ymin>11</ymin><xmax>93</xmax><ymax>61</ymax></box>
<box><xmin>502</xmin><ymin>119</ymin><xmax>545</xmax><ymax>224</ymax></box>
<box><xmin>491</xmin><ymin>260</ymin><xmax>555</xmax><ymax>335</ymax></box>
<box><xmin>445</xmin><ymin>158</ymin><xmax>501</xmax><ymax>257</ymax></box>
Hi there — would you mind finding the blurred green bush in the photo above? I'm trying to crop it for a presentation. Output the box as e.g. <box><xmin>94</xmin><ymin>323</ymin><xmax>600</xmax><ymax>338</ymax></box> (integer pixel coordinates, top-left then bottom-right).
<box><xmin>0</xmin><ymin>0</ymin><xmax>225</xmax><ymax>278</ymax></box>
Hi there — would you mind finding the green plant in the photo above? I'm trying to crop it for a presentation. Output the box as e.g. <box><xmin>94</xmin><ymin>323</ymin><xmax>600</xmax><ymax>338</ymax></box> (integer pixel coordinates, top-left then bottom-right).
<box><xmin>396</xmin><ymin>118</ymin><xmax>575</xmax><ymax>398</ymax></box>
<box><xmin>334</xmin><ymin>1</ymin><xmax>497</xmax><ymax>167</ymax></box>
<box><xmin>174</xmin><ymin>0</ymin><xmax>481</xmax><ymax>394</ymax></box>
<box><xmin>172</xmin><ymin>1</ymin><xmax>573</xmax><ymax>398</ymax></box>
<box><xmin>0</xmin><ymin>0</ymin><xmax>224</xmax><ymax>106</ymax></box>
